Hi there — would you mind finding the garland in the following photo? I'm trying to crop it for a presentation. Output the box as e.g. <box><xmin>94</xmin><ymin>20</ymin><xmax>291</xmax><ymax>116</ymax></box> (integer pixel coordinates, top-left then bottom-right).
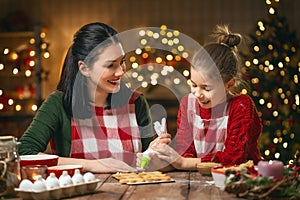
<box><xmin>224</xmin><ymin>164</ymin><xmax>300</xmax><ymax>199</ymax></box>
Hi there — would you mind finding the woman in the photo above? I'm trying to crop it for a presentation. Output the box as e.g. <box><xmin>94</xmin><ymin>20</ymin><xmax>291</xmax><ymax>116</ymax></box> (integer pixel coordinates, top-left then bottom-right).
<box><xmin>19</xmin><ymin>22</ymin><xmax>154</xmax><ymax>173</ymax></box>
<box><xmin>139</xmin><ymin>25</ymin><xmax>262</xmax><ymax>171</ymax></box>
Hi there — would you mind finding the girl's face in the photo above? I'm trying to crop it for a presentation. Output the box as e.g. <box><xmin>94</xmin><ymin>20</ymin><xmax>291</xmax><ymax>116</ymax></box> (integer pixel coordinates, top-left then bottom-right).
<box><xmin>190</xmin><ymin>67</ymin><xmax>231</xmax><ymax>109</ymax></box>
<box><xmin>81</xmin><ymin>43</ymin><xmax>126</xmax><ymax>96</ymax></box>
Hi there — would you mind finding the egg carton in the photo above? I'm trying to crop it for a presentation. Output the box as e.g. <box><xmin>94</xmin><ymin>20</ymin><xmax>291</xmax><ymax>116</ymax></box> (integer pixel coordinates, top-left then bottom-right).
<box><xmin>15</xmin><ymin>179</ymin><xmax>100</xmax><ymax>200</ymax></box>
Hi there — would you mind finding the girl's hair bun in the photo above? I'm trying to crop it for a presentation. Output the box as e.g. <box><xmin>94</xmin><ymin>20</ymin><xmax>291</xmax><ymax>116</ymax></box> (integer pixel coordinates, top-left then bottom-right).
<box><xmin>224</xmin><ymin>33</ymin><xmax>241</xmax><ymax>48</ymax></box>
<box><xmin>211</xmin><ymin>25</ymin><xmax>242</xmax><ymax>48</ymax></box>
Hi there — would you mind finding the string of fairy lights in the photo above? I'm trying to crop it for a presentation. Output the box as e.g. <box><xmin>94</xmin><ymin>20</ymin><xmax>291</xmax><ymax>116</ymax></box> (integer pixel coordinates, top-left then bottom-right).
<box><xmin>124</xmin><ymin>25</ymin><xmax>191</xmax><ymax>97</ymax></box>
<box><xmin>243</xmin><ymin>0</ymin><xmax>300</xmax><ymax>163</ymax></box>
<box><xmin>0</xmin><ymin>30</ymin><xmax>50</xmax><ymax>114</ymax></box>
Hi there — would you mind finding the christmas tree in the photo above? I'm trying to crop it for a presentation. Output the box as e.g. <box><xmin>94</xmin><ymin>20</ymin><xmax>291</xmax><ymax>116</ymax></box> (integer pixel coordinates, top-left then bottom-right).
<box><xmin>243</xmin><ymin>0</ymin><xmax>300</xmax><ymax>164</ymax></box>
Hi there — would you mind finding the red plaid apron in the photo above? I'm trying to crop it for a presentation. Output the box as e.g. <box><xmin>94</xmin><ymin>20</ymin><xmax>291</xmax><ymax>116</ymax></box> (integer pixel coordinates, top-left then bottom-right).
<box><xmin>69</xmin><ymin>94</ymin><xmax>142</xmax><ymax>165</ymax></box>
<box><xmin>187</xmin><ymin>93</ymin><xmax>229</xmax><ymax>158</ymax></box>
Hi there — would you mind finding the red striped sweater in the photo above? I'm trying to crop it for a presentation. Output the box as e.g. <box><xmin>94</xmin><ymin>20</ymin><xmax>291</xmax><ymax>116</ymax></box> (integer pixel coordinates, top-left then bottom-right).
<box><xmin>175</xmin><ymin>94</ymin><xmax>262</xmax><ymax>165</ymax></box>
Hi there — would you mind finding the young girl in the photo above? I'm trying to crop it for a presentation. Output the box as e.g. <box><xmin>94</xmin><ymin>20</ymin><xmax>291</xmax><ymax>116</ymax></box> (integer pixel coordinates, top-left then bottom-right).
<box><xmin>18</xmin><ymin>22</ymin><xmax>154</xmax><ymax>173</ymax></box>
<box><xmin>147</xmin><ymin>25</ymin><xmax>262</xmax><ymax>171</ymax></box>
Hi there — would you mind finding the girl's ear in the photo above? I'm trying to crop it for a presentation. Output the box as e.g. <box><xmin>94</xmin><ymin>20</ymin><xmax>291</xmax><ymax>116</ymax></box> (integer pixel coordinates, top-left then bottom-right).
<box><xmin>225</xmin><ymin>78</ymin><xmax>235</xmax><ymax>91</ymax></box>
<box><xmin>78</xmin><ymin>61</ymin><xmax>90</xmax><ymax>77</ymax></box>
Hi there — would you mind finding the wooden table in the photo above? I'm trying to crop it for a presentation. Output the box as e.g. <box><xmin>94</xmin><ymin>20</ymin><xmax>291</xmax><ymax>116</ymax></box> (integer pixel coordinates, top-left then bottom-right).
<box><xmin>63</xmin><ymin>171</ymin><xmax>239</xmax><ymax>200</ymax></box>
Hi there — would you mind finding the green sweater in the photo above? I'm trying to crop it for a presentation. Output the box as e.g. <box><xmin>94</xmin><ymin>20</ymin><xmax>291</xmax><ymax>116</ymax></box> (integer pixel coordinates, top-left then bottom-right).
<box><xmin>19</xmin><ymin>91</ymin><xmax>154</xmax><ymax>156</ymax></box>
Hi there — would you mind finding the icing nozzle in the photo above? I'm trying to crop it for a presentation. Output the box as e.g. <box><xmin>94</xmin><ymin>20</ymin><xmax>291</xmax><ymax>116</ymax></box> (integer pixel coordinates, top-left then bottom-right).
<box><xmin>140</xmin><ymin>148</ymin><xmax>153</xmax><ymax>168</ymax></box>
<box><xmin>140</xmin><ymin>156</ymin><xmax>150</xmax><ymax>168</ymax></box>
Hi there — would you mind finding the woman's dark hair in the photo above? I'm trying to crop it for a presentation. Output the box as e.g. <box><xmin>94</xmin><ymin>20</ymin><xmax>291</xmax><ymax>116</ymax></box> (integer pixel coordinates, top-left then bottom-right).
<box><xmin>192</xmin><ymin>25</ymin><xmax>244</xmax><ymax>92</ymax></box>
<box><xmin>56</xmin><ymin>22</ymin><xmax>131</xmax><ymax>118</ymax></box>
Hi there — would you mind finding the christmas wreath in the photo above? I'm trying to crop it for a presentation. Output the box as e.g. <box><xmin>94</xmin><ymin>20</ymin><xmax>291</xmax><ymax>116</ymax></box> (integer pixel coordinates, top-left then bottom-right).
<box><xmin>224</xmin><ymin>164</ymin><xmax>300</xmax><ymax>199</ymax></box>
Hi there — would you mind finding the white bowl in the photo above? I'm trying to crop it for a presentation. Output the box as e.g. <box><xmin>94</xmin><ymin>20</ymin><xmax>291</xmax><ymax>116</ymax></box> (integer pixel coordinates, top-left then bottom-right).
<box><xmin>211</xmin><ymin>168</ymin><xmax>226</xmax><ymax>190</ymax></box>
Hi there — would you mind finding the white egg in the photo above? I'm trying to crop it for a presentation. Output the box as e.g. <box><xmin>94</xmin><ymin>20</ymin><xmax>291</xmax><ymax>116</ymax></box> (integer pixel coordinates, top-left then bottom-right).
<box><xmin>19</xmin><ymin>179</ymin><xmax>33</xmax><ymax>191</ymax></box>
<box><xmin>71</xmin><ymin>169</ymin><xmax>84</xmax><ymax>184</ymax></box>
<box><xmin>46</xmin><ymin>172</ymin><xmax>60</xmax><ymax>189</ymax></box>
<box><xmin>32</xmin><ymin>175</ymin><xmax>47</xmax><ymax>191</ymax></box>
<box><xmin>58</xmin><ymin>170</ymin><xmax>73</xmax><ymax>186</ymax></box>
<box><xmin>83</xmin><ymin>172</ymin><xmax>95</xmax><ymax>182</ymax></box>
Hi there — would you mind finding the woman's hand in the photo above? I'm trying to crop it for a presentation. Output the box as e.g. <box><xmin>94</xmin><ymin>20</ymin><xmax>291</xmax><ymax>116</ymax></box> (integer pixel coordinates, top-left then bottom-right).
<box><xmin>96</xmin><ymin>158</ymin><xmax>137</xmax><ymax>173</ymax></box>
<box><xmin>83</xmin><ymin>159</ymin><xmax>116</xmax><ymax>173</ymax></box>
<box><xmin>59</xmin><ymin>157</ymin><xmax>137</xmax><ymax>173</ymax></box>
<box><xmin>149</xmin><ymin>133</ymin><xmax>172</xmax><ymax>148</ymax></box>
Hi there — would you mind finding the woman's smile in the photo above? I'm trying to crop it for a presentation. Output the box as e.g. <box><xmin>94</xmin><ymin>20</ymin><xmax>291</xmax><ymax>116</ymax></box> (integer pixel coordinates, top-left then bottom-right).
<box><xmin>107</xmin><ymin>78</ymin><xmax>121</xmax><ymax>86</ymax></box>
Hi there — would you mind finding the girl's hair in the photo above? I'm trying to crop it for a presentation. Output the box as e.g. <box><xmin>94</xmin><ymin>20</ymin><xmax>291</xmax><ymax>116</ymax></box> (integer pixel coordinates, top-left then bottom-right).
<box><xmin>56</xmin><ymin>22</ymin><xmax>131</xmax><ymax>118</ymax></box>
<box><xmin>192</xmin><ymin>25</ymin><xmax>244</xmax><ymax>92</ymax></box>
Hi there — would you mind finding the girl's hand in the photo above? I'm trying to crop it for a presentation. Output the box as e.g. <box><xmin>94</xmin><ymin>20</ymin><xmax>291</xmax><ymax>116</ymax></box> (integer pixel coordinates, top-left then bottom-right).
<box><xmin>152</xmin><ymin>143</ymin><xmax>184</xmax><ymax>170</ymax></box>
<box><xmin>136</xmin><ymin>152</ymin><xmax>170</xmax><ymax>172</ymax></box>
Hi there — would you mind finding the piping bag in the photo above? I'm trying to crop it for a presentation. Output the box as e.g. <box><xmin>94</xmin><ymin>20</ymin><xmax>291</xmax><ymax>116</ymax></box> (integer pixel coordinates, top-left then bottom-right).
<box><xmin>140</xmin><ymin>118</ymin><xmax>166</xmax><ymax>169</ymax></box>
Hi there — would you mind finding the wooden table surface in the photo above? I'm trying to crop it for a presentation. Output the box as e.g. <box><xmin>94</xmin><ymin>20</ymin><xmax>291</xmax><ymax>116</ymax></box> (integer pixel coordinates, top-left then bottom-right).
<box><xmin>61</xmin><ymin>171</ymin><xmax>239</xmax><ymax>200</ymax></box>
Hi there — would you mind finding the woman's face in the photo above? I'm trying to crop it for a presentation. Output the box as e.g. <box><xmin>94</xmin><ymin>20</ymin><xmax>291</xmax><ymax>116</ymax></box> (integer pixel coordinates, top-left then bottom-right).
<box><xmin>190</xmin><ymin>67</ymin><xmax>228</xmax><ymax>109</ymax></box>
<box><xmin>83</xmin><ymin>43</ymin><xmax>126</xmax><ymax>96</ymax></box>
